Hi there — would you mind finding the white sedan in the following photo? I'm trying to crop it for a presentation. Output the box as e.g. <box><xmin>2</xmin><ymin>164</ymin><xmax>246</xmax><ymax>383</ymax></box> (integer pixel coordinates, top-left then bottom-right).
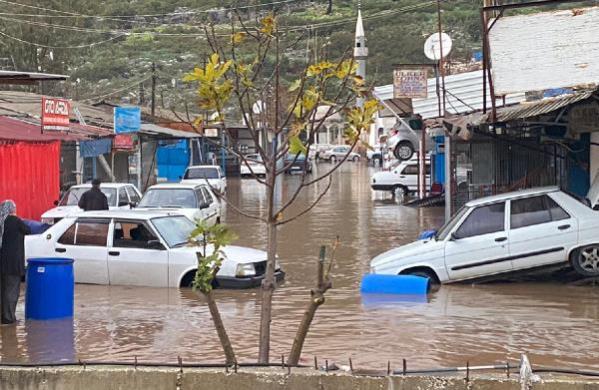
<box><xmin>41</xmin><ymin>183</ymin><xmax>141</xmax><ymax>225</ymax></box>
<box><xmin>26</xmin><ymin>210</ymin><xmax>285</xmax><ymax>289</ymax></box>
<box><xmin>181</xmin><ymin>165</ymin><xmax>226</xmax><ymax>194</ymax></box>
<box><xmin>136</xmin><ymin>183</ymin><xmax>221</xmax><ymax>226</ymax></box>
<box><xmin>240</xmin><ymin>154</ymin><xmax>266</xmax><ymax>177</ymax></box>
<box><xmin>370</xmin><ymin>187</ymin><xmax>599</xmax><ymax>284</ymax></box>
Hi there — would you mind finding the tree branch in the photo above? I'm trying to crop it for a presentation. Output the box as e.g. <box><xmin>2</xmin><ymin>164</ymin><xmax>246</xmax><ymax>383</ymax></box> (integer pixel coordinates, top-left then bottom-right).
<box><xmin>277</xmin><ymin>175</ymin><xmax>333</xmax><ymax>226</ymax></box>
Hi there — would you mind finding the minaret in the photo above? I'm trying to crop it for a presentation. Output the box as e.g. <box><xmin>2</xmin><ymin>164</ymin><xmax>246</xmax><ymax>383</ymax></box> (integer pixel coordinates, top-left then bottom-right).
<box><xmin>354</xmin><ymin>4</ymin><xmax>368</xmax><ymax>108</ymax></box>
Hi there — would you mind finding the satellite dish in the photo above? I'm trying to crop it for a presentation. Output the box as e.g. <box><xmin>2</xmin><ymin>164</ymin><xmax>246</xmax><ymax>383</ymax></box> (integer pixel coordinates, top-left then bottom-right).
<box><xmin>424</xmin><ymin>33</ymin><xmax>453</xmax><ymax>61</ymax></box>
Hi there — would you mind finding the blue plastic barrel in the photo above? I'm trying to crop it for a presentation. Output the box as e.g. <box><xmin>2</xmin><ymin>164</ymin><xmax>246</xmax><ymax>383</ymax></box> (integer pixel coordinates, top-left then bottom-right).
<box><xmin>360</xmin><ymin>274</ymin><xmax>430</xmax><ymax>295</ymax></box>
<box><xmin>25</xmin><ymin>258</ymin><xmax>74</xmax><ymax>320</ymax></box>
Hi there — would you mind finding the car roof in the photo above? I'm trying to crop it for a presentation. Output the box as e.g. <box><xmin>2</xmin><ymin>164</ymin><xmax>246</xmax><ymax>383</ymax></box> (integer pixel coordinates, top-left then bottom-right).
<box><xmin>72</xmin><ymin>183</ymin><xmax>133</xmax><ymax>189</ymax></box>
<box><xmin>465</xmin><ymin>186</ymin><xmax>560</xmax><ymax>207</ymax></box>
<box><xmin>73</xmin><ymin>209</ymin><xmax>186</xmax><ymax>220</ymax></box>
<box><xmin>147</xmin><ymin>182</ymin><xmax>206</xmax><ymax>190</ymax></box>
<box><xmin>186</xmin><ymin>165</ymin><xmax>220</xmax><ymax>170</ymax></box>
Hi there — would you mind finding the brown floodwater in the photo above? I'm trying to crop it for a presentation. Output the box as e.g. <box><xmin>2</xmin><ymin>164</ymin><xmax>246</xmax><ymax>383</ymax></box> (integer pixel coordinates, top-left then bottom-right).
<box><xmin>3</xmin><ymin>163</ymin><xmax>599</xmax><ymax>370</ymax></box>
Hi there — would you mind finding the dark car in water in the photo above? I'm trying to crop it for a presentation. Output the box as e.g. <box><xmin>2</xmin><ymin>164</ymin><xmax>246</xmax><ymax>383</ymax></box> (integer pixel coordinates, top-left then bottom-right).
<box><xmin>284</xmin><ymin>153</ymin><xmax>313</xmax><ymax>174</ymax></box>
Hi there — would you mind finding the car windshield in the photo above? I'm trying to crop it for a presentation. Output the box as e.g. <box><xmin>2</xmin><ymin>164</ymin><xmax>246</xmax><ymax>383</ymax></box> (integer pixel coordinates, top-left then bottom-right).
<box><xmin>184</xmin><ymin>167</ymin><xmax>219</xmax><ymax>180</ymax></box>
<box><xmin>152</xmin><ymin>216</ymin><xmax>196</xmax><ymax>247</ymax></box>
<box><xmin>138</xmin><ymin>189</ymin><xmax>197</xmax><ymax>209</ymax></box>
<box><xmin>286</xmin><ymin>153</ymin><xmax>306</xmax><ymax>161</ymax></box>
<box><xmin>59</xmin><ymin>187</ymin><xmax>117</xmax><ymax>207</ymax></box>
<box><xmin>436</xmin><ymin>206</ymin><xmax>470</xmax><ymax>240</ymax></box>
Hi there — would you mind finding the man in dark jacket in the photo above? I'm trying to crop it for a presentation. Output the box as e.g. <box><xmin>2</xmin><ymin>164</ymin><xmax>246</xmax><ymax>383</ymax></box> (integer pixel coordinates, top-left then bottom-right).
<box><xmin>0</xmin><ymin>200</ymin><xmax>31</xmax><ymax>324</ymax></box>
<box><xmin>78</xmin><ymin>179</ymin><xmax>109</xmax><ymax>211</ymax></box>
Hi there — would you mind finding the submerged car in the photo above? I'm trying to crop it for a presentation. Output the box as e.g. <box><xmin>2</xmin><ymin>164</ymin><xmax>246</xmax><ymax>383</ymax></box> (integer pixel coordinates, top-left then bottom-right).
<box><xmin>320</xmin><ymin>145</ymin><xmax>360</xmax><ymax>163</ymax></box>
<box><xmin>136</xmin><ymin>183</ymin><xmax>221</xmax><ymax>226</ymax></box>
<box><xmin>41</xmin><ymin>183</ymin><xmax>142</xmax><ymax>225</ymax></box>
<box><xmin>371</xmin><ymin>157</ymin><xmax>431</xmax><ymax>196</ymax></box>
<box><xmin>240</xmin><ymin>153</ymin><xmax>266</xmax><ymax>177</ymax></box>
<box><xmin>370</xmin><ymin>187</ymin><xmax>599</xmax><ymax>284</ymax></box>
<box><xmin>26</xmin><ymin>211</ymin><xmax>284</xmax><ymax>289</ymax></box>
<box><xmin>284</xmin><ymin>153</ymin><xmax>312</xmax><ymax>174</ymax></box>
<box><xmin>181</xmin><ymin>165</ymin><xmax>226</xmax><ymax>193</ymax></box>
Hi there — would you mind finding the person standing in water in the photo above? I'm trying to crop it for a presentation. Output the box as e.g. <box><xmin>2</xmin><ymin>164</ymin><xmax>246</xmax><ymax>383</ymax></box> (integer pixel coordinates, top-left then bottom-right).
<box><xmin>0</xmin><ymin>200</ymin><xmax>30</xmax><ymax>324</ymax></box>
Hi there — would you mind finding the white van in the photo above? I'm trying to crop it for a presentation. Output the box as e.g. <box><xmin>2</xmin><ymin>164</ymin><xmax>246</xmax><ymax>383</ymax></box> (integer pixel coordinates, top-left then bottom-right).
<box><xmin>371</xmin><ymin>158</ymin><xmax>430</xmax><ymax>196</ymax></box>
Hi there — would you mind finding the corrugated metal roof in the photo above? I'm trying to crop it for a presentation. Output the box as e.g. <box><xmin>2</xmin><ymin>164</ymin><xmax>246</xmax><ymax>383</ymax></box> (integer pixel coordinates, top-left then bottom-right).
<box><xmin>373</xmin><ymin>70</ymin><xmax>526</xmax><ymax>119</ymax></box>
<box><xmin>486</xmin><ymin>90</ymin><xmax>595</xmax><ymax>122</ymax></box>
<box><xmin>0</xmin><ymin>70</ymin><xmax>68</xmax><ymax>83</ymax></box>
<box><xmin>0</xmin><ymin>116</ymin><xmax>83</xmax><ymax>141</ymax></box>
<box><xmin>140</xmin><ymin>123</ymin><xmax>199</xmax><ymax>139</ymax></box>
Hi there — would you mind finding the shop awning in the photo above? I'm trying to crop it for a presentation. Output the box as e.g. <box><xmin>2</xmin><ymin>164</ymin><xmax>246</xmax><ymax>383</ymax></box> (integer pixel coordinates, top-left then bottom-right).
<box><xmin>484</xmin><ymin>90</ymin><xmax>595</xmax><ymax>123</ymax></box>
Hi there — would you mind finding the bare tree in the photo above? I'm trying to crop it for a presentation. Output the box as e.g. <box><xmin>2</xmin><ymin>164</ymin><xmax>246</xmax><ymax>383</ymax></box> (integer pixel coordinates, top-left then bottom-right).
<box><xmin>184</xmin><ymin>13</ymin><xmax>378</xmax><ymax>363</ymax></box>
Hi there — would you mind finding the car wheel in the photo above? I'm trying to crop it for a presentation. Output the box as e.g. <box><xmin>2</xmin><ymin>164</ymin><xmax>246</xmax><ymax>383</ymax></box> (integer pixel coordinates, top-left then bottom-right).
<box><xmin>394</xmin><ymin>141</ymin><xmax>415</xmax><ymax>161</ymax></box>
<box><xmin>400</xmin><ymin>269</ymin><xmax>440</xmax><ymax>288</ymax></box>
<box><xmin>572</xmin><ymin>245</ymin><xmax>599</xmax><ymax>277</ymax></box>
<box><xmin>393</xmin><ymin>185</ymin><xmax>407</xmax><ymax>198</ymax></box>
<box><xmin>180</xmin><ymin>271</ymin><xmax>196</xmax><ymax>288</ymax></box>
<box><xmin>352</xmin><ymin>155</ymin><xmax>360</xmax><ymax>163</ymax></box>
<box><xmin>330</xmin><ymin>155</ymin><xmax>337</xmax><ymax>163</ymax></box>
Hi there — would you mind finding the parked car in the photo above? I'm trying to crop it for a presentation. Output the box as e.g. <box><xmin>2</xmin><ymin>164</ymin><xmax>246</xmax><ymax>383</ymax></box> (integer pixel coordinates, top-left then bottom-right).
<box><xmin>136</xmin><ymin>183</ymin><xmax>221</xmax><ymax>225</ymax></box>
<box><xmin>370</xmin><ymin>187</ymin><xmax>599</xmax><ymax>284</ymax></box>
<box><xmin>26</xmin><ymin>211</ymin><xmax>285</xmax><ymax>288</ymax></box>
<box><xmin>310</xmin><ymin>144</ymin><xmax>334</xmax><ymax>160</ymax></box>
<box><xmin>371</xmin><ymin>157</ymin><xmax>431</xmax><ymax>196</ymax></box>
<box><xmin>181</xmin><ymin>165</ymin><xmax>226</xmax><ymax>193</ymax></box>
<box><xmin>41</xmin><ymin>183</ymin><xmax>142</xmax><ymax>225</ymax></box>
<box><xmin>385</xmin><ymin>124</ymin><xmax>434</xmax><ymax>161</ymax></box>
<box><xmin>320</xmin><ymin>145</ymin><xmax>361</xmax><ymax>163</ymax></box>
<box><xmin>240</xmin><ymin>153</ymin><xmax>266</xmax><ymax>177</ymax></box>
<box><xmin>284</xmin><ymin>153</ymin><xmax>313</xmax><ymax>174</ymax></box>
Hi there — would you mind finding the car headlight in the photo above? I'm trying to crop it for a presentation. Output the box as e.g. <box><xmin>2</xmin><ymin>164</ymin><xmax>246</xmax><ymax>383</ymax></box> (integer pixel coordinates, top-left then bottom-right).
<box><xmin>41</xmin><ymin>218</ymin><xmax>54</xmax><ymax>225</ymax></box>
<box><xmin>236</xmin><ymin>263</ymin><xmax>256</xmax><ymax>277</ymax></box>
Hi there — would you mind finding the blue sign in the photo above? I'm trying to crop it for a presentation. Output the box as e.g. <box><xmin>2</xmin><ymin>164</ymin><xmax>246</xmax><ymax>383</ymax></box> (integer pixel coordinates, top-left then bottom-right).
<box><xmin>114</xmin><ymin>106</ymin><xmax>141</xmax><ymax>134</ymax></box>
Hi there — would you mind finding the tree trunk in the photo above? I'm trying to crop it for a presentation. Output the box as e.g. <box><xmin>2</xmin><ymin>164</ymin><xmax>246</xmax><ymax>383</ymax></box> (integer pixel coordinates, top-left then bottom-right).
<box><xmin>204</xmin><ymin>290</ymin><xmax>236</xmax><ymax>365</ymax></box>
<box><xmin>326</xmin><ymin>0</ymin><xmax>333</xmax><ymax>15</ymax></box>
<box><xmin>287</xmin><ymin>291</ymin><xmax>324</xmax><ymax>366</ymax></box>
<box><xmin>287</xmin><ymin>246</ymin><xmax>329</xmax><ymax>366</ymax></box>
<box><xmin>258</xmin><ymin>220</ymin><xmax>277</xmax><ymax>363</ymax></box>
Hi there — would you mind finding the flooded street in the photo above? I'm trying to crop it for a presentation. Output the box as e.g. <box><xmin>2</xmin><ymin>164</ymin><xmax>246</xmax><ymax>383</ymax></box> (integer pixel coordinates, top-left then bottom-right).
<box><xmin>3</xmin><ymin>163</ymin><xmax>599</xmax><ymax>370</ymax></box>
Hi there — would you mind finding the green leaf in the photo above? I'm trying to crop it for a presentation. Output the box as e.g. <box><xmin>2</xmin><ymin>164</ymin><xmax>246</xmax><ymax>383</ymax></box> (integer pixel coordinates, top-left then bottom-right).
<box><xmin>288</xmin><ymin>134</ymin><xmax>307</xmax><ymax>155</ymax></box>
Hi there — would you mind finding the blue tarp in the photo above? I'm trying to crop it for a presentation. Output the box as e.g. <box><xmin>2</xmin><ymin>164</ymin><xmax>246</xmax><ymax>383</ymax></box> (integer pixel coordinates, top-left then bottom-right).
<box><xmin>157</xmin><ymin>140</ymin><xmax>190</xmax><ymax>182</ymax></box>
<box><xmin>79</xmin><ymin>138</ymin><xmax>112</xmax><ymax>158</ymax></box>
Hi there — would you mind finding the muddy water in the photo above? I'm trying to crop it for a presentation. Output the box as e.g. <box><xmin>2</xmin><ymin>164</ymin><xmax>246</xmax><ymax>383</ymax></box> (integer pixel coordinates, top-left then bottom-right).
<box><xmin>3</xmin><ymin>163</ymin><xmax>599</xmax><ymax>370</ymax></box>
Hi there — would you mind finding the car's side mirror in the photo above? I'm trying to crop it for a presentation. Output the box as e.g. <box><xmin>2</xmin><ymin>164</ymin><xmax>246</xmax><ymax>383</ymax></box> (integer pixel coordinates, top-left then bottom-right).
<box><xmin>450</xmin><ymin>232</ymin><xmax>460</xmax><ymax>241</ymax></box>
<box><xmin>147</xmin><ymin>240</ymin><xmax>166</xmax><ymax>250</ymax></box>
<box><xmin>129</xmin><ymin>202</ymin><xmax>137</xmax><ymax>209</ymax></box>
<box><xmin>118</xmin><ymin>201</ymin><xmax>129</xmax><ymax>207</ymax></box>
<box><xmin>199</xmin><ymin>202</ymin><xmax>209</xmax><ymax>210</ymax></box>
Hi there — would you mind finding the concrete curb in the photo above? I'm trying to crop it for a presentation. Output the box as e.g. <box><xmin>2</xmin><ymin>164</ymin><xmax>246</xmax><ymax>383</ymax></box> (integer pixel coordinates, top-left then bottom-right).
<box><xmin>0</xmin><ymin>366</ymin><xmax>598</xmax><ymax>389</ymax></box>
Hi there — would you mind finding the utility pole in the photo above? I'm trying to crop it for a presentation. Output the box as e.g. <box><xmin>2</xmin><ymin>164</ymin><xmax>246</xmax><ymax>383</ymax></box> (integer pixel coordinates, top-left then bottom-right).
<box><xmin>151</xmin><ymin>61</ymin><xmax>157</xmax><ymax>117</ymax></box>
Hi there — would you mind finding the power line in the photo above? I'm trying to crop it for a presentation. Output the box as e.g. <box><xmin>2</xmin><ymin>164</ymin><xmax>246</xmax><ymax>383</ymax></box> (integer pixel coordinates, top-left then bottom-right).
<box><xmin>0</xmin><ymin>0</ymin><xmax>302</xmax><ymax>20</ymax></box>
<box><xmin>0</xmin><ymin>30</ymin><xmax>126</xmax><ymax>49</ymax></box>
<box><xmin>82</xmin><ymin>76</ymin><xmax>152</xmax><ymax>102</ymax></box>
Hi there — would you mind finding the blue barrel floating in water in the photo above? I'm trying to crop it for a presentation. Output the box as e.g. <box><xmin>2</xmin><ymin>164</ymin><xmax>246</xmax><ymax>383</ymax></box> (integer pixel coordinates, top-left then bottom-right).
<box><xmin>360</xmin><ymin>274</ymin><xmax>430</xmax><ymax>295</ymax></box>
<box><xmin>26</xmin><ymin>258</ymin><xmax>74</xmax><ymax>320</ymax></box>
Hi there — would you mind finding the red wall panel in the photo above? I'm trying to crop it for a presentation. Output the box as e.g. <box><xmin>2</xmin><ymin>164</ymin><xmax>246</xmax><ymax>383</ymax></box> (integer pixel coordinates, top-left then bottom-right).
<box><xmin>0</xmin><ymin>141</ymin><xmax>60</xmax><ymax>220</ymax></box>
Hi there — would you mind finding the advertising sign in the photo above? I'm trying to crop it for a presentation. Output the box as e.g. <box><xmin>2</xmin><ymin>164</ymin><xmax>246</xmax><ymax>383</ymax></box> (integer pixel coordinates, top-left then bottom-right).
<box><xmin>393</xmin><ymin>67</ymin><xmax>429</xmax><ymax>99</ymax></box>
<box><xmin>41</xmin><ymin>97</ymin><xmax>70</xmax><ymax>131</ymax></box>
<box><xmin>114</xmin><ymin>106</ymin><xmax>141</xmax><ymax>134</ymax></box>
<box><xmin>113</xmin><ymin>134</ymin><xmax>135</xmax><ymax>150</ymax></box>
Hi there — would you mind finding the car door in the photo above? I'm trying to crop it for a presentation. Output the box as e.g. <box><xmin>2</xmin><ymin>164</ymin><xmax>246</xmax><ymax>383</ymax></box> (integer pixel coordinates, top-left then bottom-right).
<box><xmin>201</xmin><ymin>187</ymin><xmax>219</xmax><ymax>225</ymax></box>
<box><xmin>108</xmin><ymin>219</ymin><xmax>169</xmax><ymax>287</ymax></box>
<box><xmin>55</xmin><ymin>218</ymin><xmax>110</xmax><ymax>284</ymax></box>
<box><xmin>444</xmin><ymin>202</ymin><xmax>511</xmax><ymax>281</ymax></box>
<box><xmin>399</xmin><ymin>164</ymin><xmax>419</xmax><ymax>191</ymax></box>
<box><xmin>508</xmin><ymin>194</ymin><xmax>577</xmax><ymax>270</ymax></box>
